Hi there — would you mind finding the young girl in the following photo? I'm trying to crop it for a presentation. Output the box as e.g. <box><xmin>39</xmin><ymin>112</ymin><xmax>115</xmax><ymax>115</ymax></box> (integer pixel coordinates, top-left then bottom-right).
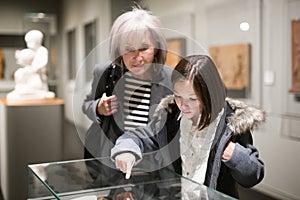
<box><xmin>111</xmin><ymin>55</ymin><xmax>265</xmax><ymax>198</ymax></box>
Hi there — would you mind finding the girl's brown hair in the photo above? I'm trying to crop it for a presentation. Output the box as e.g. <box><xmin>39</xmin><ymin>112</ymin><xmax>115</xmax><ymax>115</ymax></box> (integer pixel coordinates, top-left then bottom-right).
<box><xmin>172</xmin><ymin>55</ymin><xmax>226</xmax><ymax>130</ymax></box>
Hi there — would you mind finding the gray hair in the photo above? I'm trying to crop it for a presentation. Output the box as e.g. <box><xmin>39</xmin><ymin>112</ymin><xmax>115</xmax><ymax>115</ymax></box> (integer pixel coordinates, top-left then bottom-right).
<box><xmin>109</xmin><ymin>7</ymin><xmax>167</xmax><ymax>67</ymax></box>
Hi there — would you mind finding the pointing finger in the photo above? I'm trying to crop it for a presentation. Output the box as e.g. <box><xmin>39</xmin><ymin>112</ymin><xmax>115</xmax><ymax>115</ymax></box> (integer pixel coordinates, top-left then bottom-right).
<box><xmin>125</xmin><ymin>161</ymin><xmax>133</xmax><ymax>179</ymax></box>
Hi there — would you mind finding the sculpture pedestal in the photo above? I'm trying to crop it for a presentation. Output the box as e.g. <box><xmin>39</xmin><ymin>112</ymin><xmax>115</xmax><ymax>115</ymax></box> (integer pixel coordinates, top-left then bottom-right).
<box><xmin>0</xmin><ymin>98</ymin><xmax>64</xmax><ymax>200</ymax></box>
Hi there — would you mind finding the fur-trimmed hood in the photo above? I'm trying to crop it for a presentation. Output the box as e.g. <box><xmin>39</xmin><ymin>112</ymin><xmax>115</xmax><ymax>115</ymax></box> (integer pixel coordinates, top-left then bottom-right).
<box><xmin>226</xmin><ymin>97</ymin><xmax>265</xmax><ymax>135</ymax></box>
<box><xmin>154</xmin><ymin>95</ymin><xmax>266</xmax><ymax>135</ymax></box>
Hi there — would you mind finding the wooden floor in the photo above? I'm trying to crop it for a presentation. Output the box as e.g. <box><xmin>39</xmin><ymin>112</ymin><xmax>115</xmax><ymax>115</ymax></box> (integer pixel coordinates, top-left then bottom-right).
<box><xmin>0</xmin><ymin>120</ymin><xmax>279</xmax><ymax>200</ymax></box>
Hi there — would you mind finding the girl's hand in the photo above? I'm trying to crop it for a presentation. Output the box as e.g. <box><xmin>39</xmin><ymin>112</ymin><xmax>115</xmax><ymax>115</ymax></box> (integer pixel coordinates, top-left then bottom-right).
<box><xmin>97</xmin><ymin>93</ymin><xmax>118</xmax><ymax>116</ymax></box>
<box><xmin>115</xmin><ymin>152</ymin><xmax>136</xmax><ymax>179</ymax></box>
<box><xmin>222</xmin><ymin>141</ymin><xmax>236</xmax><ymax>160</ymax></box>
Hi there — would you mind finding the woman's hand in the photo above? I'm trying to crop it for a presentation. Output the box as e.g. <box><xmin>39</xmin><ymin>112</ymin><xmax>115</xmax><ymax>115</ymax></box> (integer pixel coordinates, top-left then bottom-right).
<box><xmin>116</xmin><ymin>191</ymin><xmax>134</xmax><ymax>200</ymax></box>
<box><xmin>222</xmin><ymin>141</ymin><xmax>236</xmax><ymax>160</ymax></box>
<box><xmin>115</xmin><ymin>152</ymin><xmax>136</xmax><ymax>179</ymax></box>
<box><xmin>97</xmin><ymin>93</ymin><xmax>118</xmax><ymax>116</ymax></box>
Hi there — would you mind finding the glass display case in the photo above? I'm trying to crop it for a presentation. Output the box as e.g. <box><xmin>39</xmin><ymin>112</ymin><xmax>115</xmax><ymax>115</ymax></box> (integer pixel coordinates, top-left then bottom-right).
<box><xmin>28</xmin><ymin>157</ymin><xmax>236</xmax><ymax>200</ymax></box>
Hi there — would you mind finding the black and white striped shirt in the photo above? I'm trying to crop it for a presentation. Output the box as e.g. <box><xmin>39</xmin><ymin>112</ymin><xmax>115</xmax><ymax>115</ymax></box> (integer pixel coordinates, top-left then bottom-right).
<box><xmin>123</xmin><ymin>73</ymin><xmax>151</xmax><ymax>131</ymax></box>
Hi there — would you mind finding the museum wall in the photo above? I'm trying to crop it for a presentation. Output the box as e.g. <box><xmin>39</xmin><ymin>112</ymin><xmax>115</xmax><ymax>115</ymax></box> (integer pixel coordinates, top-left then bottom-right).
<box><xmin>256</xmin><ymin>0</ymin><xmax>300</xmax><ymax>199</ymax></box>
<box><xmin>0</xmin><ymin>0</ymin><xmax>300</xmax><ymax>199</ymax></box>
<box><xmin>61</xmin><ymin>0</ymin><xmax>300</xmax><ymax>199</ymax></box>
<box><xmin>59</xmin><ymin>0</ymin><xmax>142</xmax><ymax>134</ymax></box>
<box><xmin>145</xmin><ymin>0</ymin><xmax>300</xmax><ymax>199</ymax></box>
<box><xmin>58</xmin><ymin>0</ymin><xmax>111</xmax><ymax>125</ymax></box>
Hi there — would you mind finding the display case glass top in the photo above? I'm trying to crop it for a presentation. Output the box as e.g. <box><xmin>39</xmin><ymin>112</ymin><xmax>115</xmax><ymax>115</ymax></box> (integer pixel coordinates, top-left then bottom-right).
<box><xmin>28</xmin><ymin>157</ymin><xmax>236</xmax><ymax>200</ymax></box>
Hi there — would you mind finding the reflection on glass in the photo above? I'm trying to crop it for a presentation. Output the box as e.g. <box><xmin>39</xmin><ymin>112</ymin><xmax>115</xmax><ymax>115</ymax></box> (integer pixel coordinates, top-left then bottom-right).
<box><xmin>28</xmin><ymin>158</ymin><xmax>236</xmax><ymax>200</ymax></box>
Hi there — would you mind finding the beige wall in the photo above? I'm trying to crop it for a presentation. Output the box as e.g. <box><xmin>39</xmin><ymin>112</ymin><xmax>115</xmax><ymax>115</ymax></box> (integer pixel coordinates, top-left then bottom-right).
<box><xmin>0</xmin><ymin>0</ymin><xmax>300</xmax><ymax>199</ymax></box>
<box><xmin>142</xmin><ymin>0</ymin><xmax>300</xmax><ymax>199</ymax></box>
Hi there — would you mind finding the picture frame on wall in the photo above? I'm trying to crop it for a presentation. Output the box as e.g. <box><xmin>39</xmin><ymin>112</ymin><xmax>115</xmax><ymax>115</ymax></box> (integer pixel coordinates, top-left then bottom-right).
<box><xmin>165</xmin><ymin>38</ymin><xmax>186</xmax><ymax>68</ymax></box>
<box><xmin>290</xmin><ymin>19</ymin><xmax>300</xmax><ymax>94</ymax></box>
<box><xmin>84</xmin><ymin>19</ymin><xmax>97</xmax><ymax>81</ymax></box>
<box><xmin>67</xmin><ymin>29</ymin><xmax>76</xmax><ymax>80</ymax></box>
<box><xmin>209</xmin><ymin>43</ymin><xmax>251</xmax><ymax>90</ymax></box>
<box><xmin>0</xmin><ymin>35</ymin><xmax>26</xmax><ymax>80</ymax></box>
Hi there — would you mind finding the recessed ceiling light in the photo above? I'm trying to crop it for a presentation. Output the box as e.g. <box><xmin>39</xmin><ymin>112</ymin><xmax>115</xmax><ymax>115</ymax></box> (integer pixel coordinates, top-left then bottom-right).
<box><xmin>240</xmin><ymin>22</ymin><xmax>250</xmax><ymax>31</ymax></box>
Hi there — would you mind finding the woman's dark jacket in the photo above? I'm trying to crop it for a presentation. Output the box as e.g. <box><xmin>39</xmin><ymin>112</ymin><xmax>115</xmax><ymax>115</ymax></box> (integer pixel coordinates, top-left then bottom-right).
<box><xmin>111</xmin><ymin>95</ymin><xmax>265</xmax><ymax>198</ymax></box>
<box><xmin>82</xmin><ymin>62</ymin><xmax>173</xmax><ymax>158</ymax></box>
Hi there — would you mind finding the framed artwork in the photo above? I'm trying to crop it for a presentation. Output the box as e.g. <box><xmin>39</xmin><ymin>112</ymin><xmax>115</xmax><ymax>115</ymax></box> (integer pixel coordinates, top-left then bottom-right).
<box><xmin>166</xmin><ymin>38</ymin><xmax>186</xmax><ymax>68</ymax></box>
<box><xmin>209</xmin><ymin>43</ymin><xmax>251</xmax><ymax>90</ymax></box>
<box><xmin>67</xmin><ymin>29</ymin><xmax>76</xmax><ymax>80</ymax></box>
<box><xmin>84</xmin><ymin>20</ymin><xmax>97</xmax><ymax>81</ymax></box>
<box><xmin>0</xmin><ymin>35</ymin><xmax>26</xmax><ymax>80</ymax></box>
<box><xmin>0</xmin><ymin>49</ymin><xmax>4</xmax><ymax>79</ymax></box>
<box><xmin>290</xmin><ymin>19</ymin><xmax>300</xmax><ymax>93</ymax></box>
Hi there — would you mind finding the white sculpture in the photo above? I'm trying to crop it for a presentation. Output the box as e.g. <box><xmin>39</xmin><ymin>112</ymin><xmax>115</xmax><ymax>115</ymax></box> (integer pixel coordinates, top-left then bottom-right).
<box><xmin>7</xmin><ymin>30</ymin><xmax>55</xmax><ymax>101</ymax></box>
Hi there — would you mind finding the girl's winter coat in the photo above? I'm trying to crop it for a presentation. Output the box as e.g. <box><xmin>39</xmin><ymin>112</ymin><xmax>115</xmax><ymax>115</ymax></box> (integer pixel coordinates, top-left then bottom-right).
<box><xmin>111</xmin><ymin>95</ymin><xmax>265</xmax><ymax>198</ymax></box>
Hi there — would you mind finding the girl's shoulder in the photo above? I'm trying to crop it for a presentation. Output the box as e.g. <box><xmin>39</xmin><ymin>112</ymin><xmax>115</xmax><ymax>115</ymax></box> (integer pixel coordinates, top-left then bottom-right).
<box><xmin>154</xmin><ymin>95</ymin><xmax>179</xmax><ymax>118</ymax></box>
<box><xmin>225</xmin><ymin>98</ymin><xmax>266</xmax><ymax>135</ymax></box>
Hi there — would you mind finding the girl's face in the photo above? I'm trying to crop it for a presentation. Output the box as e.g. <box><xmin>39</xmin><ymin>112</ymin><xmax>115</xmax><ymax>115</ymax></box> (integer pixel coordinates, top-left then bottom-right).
<box><xmin>121</xmin><ymin>32</ymin><xmax>156</xmax><ymax>80</ymax></box>
<box><xmin>173</xmin><ymin>80</ymin><xmax>202</xmax><ymax>125</ymax></box>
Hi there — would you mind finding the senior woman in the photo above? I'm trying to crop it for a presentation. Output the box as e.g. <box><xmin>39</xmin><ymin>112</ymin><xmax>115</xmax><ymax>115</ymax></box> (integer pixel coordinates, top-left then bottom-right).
<box><xmin>82</xmin><ymin>6</ymin><xmax>173</xmax><ymax>184</ymax></box>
